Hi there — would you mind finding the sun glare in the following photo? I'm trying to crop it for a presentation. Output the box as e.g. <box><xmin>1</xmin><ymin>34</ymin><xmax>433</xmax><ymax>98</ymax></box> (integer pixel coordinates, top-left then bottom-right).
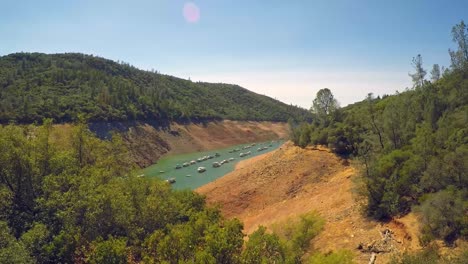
<box><xmin>183</xmin><ymin>2</ymin><xmax>200</xmax><ymax>23</ymax></box>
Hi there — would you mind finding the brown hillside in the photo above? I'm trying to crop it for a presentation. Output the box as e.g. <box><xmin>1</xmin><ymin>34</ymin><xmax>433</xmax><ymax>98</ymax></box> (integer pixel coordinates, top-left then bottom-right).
<box><xmin>197</xmin><ymin>141</ymin><xmax>423</xmax><ymax>263</ymax></box>
<box><xmin>89</xmin><ymin>120</ymin><xmax>289</xmax><ymax>168</ymax></box>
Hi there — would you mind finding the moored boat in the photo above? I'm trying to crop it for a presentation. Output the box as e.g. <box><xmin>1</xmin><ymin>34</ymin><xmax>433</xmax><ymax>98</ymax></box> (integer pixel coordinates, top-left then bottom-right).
<box><xmin>166</xmin><ymin>178</ymin><xmax>176</xmax><ymax>184</ymax></box>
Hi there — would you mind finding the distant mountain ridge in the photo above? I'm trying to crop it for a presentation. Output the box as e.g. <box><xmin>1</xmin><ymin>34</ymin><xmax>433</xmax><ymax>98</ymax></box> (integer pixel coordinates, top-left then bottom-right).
<box><xmin>0</xmin><ymin>52</ymin><xmax>311</xmax><ymax>124</ymax></box>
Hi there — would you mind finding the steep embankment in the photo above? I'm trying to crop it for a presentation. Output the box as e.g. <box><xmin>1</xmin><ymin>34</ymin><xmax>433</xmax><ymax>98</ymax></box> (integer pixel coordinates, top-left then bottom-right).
<box><xmin>197</xmin><ymin>142</ymin><xmax>425</xmax><ymax>263</ymax></box>
<box><xmin>113</xmin><ymin>120</ymin><xmax>289</xmax><ymax>167</ymax></box>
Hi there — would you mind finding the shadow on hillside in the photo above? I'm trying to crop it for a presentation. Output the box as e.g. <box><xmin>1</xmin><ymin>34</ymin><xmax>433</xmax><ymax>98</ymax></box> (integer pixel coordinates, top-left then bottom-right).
<box><xmin>88</xmin><ymin>117</ymin><xmax>221</xmax><ymax>139</ymax></box>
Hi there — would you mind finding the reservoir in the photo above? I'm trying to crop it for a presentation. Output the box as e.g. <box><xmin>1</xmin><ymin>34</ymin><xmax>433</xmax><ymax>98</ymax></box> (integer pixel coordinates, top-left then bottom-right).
<box><xmin>143</xmin><ymin>140</ymin><xmax>284</xmax><ymax>190</ymax></box>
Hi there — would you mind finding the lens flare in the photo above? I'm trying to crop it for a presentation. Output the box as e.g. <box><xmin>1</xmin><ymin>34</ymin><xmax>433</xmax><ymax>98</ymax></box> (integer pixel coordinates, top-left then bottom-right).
<box><xmin>183</xmin><ymin>2</ymin><xmax>200</xmax><ymax>23</ymax></box>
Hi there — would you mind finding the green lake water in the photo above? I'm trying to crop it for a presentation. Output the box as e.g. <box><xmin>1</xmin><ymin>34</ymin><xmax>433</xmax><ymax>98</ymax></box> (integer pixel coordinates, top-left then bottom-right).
<box><xmin>142</xmin><ymin>140</ymin><xmax>285</xmax><ymax>190</ymax></box>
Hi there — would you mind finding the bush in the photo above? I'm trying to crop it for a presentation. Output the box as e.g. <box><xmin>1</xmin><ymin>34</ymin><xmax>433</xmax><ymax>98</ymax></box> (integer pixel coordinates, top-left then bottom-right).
<box><xmin>389</xmin><ymin>246</ymin><xmax>468</xmax><ymax>264</ymax></box>
<box><xmin>306</xmin><ymin>250</ymin><xmax>355</xmax><ymax>264</ymax></box>
<box><xmin>0</xmin><ymin>221</ymin><xmax>34</xmax><ymax>264</ymax></box>
<box><xmin>241</xmin><ymin>226</ymin><xmax>286</xmax><ymax>264</ymax></box>
<box><xmin>416</xmin><ymin>187</ymin><xmax>467</xmax><ymax>243</ymax></box>
<box><xmin>86</xmin><ymin>236</ymin><xmax>128</xmax><ymax>264</ymax></box>
<box><xmin>270</xmin><ymin>211</ymin><xmax>325</xmax><ymax>263</ymax></box>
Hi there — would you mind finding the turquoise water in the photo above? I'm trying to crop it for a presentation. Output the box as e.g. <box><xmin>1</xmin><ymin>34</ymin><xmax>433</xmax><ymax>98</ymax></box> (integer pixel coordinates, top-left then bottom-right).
<box><xmin>143</xmin><ymin>140</ymin><xmax>284</xmax><ymax>190</ymax></box>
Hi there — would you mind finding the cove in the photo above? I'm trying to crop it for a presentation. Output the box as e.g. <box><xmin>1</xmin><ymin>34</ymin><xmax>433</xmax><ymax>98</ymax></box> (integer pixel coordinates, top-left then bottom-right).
<box><xmin>142</xmin><ymin>140</ymin><xmax>285</xmax><ymax>190</ymax></box>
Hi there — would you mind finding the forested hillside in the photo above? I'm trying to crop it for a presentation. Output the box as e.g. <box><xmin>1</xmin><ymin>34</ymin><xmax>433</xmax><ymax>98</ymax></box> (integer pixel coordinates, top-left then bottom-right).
<box><xmin>0</xmin><ymin>120</ymin><xmax>354</xmax><ymax>263</ymax></box>
<box><xmin>0</xmin><ymin>53</ymin><xmax>311</xmax><ymax>124</ymax></box>
<box><xmin>292</xmin><ymin>21</ymin><xmax>468</xmax><ymax>245</ymax></box>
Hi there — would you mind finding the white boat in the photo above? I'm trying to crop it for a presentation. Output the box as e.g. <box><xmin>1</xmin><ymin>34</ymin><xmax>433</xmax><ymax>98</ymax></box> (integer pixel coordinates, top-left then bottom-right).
<box><xmin>212</xmin><ymin>162</ymin><xmax>221</xmax><ymax>168</ymax></box>
<box><xmin>197</xmin><ymin>167</ymin><xmax>206</xmax><ymax>173</ymax></box>
<box><xmin>166</xmin><ymin>178</ymin><xmax>176</xmax><ymax>184</ymax></box>
<box><xmin>190</xmin><ymin>160</ymin><xmax>196</xmax><ymax>165</ymax></box>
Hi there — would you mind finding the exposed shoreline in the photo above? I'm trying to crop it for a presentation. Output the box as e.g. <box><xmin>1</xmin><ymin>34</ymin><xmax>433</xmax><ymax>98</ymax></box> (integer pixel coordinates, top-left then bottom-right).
<box><xmin>123</xmin><ymin>120</ymin><xmax>289</xmax><ymax>168</ymax></box>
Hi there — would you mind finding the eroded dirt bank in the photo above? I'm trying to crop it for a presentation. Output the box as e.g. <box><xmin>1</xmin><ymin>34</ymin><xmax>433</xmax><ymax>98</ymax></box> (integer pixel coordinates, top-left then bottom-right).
<box><xmin>196</xmin><ymin>141</ymin><xmax>425</xmax><ymax>263</ymax></box>
<box><xmin>119</xmin><ymin>120</ymin><xmax>289</xmax><ymax>167</ymax></box>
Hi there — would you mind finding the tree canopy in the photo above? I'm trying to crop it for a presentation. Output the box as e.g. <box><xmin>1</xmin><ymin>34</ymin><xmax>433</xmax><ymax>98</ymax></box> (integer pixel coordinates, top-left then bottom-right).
<box><xmin>310</xmin><ymin>88</ymin><xmax>339</xmax><ymax>126</ymax></box>
<box><xmin>0</xmin><ymin>119</ymin><xmax>353</xmax><ymax>263</ymax></box>
<box><xmin>291</xmin><ymin>20</ymin><xmax>468</xmax><ymax>244</ymax></box>
<box><xmin>0</xmin><ymin>53</ymin><xmax>312</xmax><ymax>124</ymax></box>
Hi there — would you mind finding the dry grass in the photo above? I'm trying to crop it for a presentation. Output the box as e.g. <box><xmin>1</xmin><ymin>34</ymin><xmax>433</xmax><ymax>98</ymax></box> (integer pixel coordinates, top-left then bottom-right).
<box><xmin>197</xmin><ymin>141</ymin><xmax>426</xmax><ymax>263</ymax></box>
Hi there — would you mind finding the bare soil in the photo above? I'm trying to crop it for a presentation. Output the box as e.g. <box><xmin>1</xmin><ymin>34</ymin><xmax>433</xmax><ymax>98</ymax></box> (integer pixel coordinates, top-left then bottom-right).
<box><xmin>196</xmin><ymin>141</ymin><xmax>426</xmax><ymax>263</ymax></box>
<box><xmin>121</xmin><ymin>120</ymin><xmax>289</xmax><ymax>167</ymax></box>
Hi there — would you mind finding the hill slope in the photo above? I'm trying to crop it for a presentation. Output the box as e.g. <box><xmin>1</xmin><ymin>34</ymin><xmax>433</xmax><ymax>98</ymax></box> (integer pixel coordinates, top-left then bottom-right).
<box><xmin>86</xmin><ymin>120</ymin><xmax>290</xmax><ymax>167</ymax></box>
<box><xmin>291</xmin><ymin>65</ymin><xmax>467</xmax><ymax>245</ymax></box>
<box><xmin>197</xmin><ymin>142</ymin><xmax>425</xmax><ymax>263</ymax></box>
<box><xmin>0</xmin><ymin>52</ymin><xmax>311</xmax><ymax>123</ymax></box>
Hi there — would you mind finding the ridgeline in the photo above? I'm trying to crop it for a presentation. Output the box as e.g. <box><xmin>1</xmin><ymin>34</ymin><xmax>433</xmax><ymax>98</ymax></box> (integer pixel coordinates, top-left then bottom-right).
<box><xmin>0</xmin><ymin>52</ymin><xmax>311</xmax><ymax>124</ymax></box>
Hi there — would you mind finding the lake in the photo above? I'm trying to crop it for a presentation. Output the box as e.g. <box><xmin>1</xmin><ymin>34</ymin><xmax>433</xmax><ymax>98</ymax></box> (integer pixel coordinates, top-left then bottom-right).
<box><xmin>142</xmin><ymin>140</ymin><xmax>284</xmax><ymax>190</ymax></box>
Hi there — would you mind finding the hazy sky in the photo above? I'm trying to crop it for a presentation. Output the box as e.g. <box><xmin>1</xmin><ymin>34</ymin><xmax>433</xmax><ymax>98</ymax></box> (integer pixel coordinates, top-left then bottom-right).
<box><xmin>1</xmin><ymin>0</ymin><xmax>467</xmax><ymax>107</ymax></box>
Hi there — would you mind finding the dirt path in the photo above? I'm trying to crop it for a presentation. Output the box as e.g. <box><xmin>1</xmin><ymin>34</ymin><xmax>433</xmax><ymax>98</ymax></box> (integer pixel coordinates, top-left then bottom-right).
<box><xmin>197</xmin><ymin>141</ymin><xmax>422</xmax><ymax>263</ymax></box>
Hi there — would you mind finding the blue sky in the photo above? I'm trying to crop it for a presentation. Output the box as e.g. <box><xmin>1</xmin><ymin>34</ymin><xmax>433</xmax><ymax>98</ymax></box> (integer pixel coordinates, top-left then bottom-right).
<box><xmin>1</xmin><ymin>0</ymin><xmax>467</xmax><ymax>107</ymax></box>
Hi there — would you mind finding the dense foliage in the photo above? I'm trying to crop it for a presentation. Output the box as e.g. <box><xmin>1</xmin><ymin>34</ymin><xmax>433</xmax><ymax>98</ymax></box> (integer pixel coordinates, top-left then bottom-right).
<box><xmin>0</xmin><ymin>53</ymin><xmax>311</xmax><ymax>124</ymax></box>
<box><xmin>389</xmin><ymin>246</ymin><xmax>468</xmax><ymax>264</ymax></box>
<box><xmin>292</xmin><ymin>21</ymin><xmax>468</xmax><ymax>244</ymax></box>
<box><xmin>0</xmin><ymin>120</ymin><xmax>349</xmax><ymax>263</ymax></box>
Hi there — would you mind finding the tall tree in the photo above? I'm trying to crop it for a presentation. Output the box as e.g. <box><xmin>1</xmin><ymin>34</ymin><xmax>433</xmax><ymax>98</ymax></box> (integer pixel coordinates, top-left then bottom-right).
<box><xmin>430</xmin><ymin>64</ymin><xmax>441</xmax><ymax>82</ymax></box>
<box><xmin>449</xmin><ymin>20</ymin><xmax>468</xmax><ymax>69</ymax></box>
<box><xmin>365</xmin><ymin>93</ymin><xmax>385</xmax><ymax>150</ymax></box>
<box><xmin>311</xmin><ymin>88</ymin><xmax>339</xmax><ymax>126</ymax></box>
<box><xmin>409</xmin><ymin>54</ymin><xmax>426</xmax><ymax>88</ymax></box>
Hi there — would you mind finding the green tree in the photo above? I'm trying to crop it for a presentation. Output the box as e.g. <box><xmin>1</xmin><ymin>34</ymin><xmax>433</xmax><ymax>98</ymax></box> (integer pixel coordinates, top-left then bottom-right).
<box><xmin>430</xmin><ymin>64</ymin><xmax>441</xmax><ymax>82</ymax></box>
<box><xmin>365</xmin><ymin>93</ymin><xmax>385</xmax><ymax>150</ymax></box>
<box><xmin>0</xmin><ymin>221</ymin><xmax>34</xmax><ymax>264</ymax></box>
<box><xmin>449</xmin><ymin>20</ymin><xmax>468</xmax><ymax>69</ymax></box>
<box><xmin>86</xmin><ymin>236</ymin><xmax>128</xmax><ymax>264</ymax></box>
<box><xmin>241</xmin><ymin>226</ymin><xmax>286</xmax><ymax>264</ymax></box>
<box><xmin>409</xmin><ymin>54</ymin><xmax>426</xmax><ymax>88</ymax></box>
<box><xmin>311</xmin><ymin>88</ymin><xmax>339</xmax><ymax>126</ymax></box>
<box><xmin>416</xmin><ymin>187</ymin><xmax>467</xmax><ymax>243</ymax></box>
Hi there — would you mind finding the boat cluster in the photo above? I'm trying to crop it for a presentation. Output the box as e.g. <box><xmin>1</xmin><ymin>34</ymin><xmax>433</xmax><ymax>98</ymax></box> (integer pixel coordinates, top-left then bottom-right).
<box><xmin>175</xmin><ymin>153</ymin><xmax>221</xmax><ymax>169</ymax></box>
<box><xmin>227</xmin><ymin>142</ymin><xmax>257</xmax><ymax>153</ymax></box>
<box><xmin>165</xmin><ymin>141</ymin><xmax>279</xmax><ymax>185</ymax></box>
<box><xmin>212</xmin><ymin>157</ymin><xmax>236</xmax><ymax>168</ymax></box>
<box><xmin>239</xmin><ymin>151</ymin><xmax>252</xmax><ymax>157</ymax></box>
<box><xmin>257</xmin><ymin>146</ymin><xmax>269</xmax><ymax>151</ymax></box>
